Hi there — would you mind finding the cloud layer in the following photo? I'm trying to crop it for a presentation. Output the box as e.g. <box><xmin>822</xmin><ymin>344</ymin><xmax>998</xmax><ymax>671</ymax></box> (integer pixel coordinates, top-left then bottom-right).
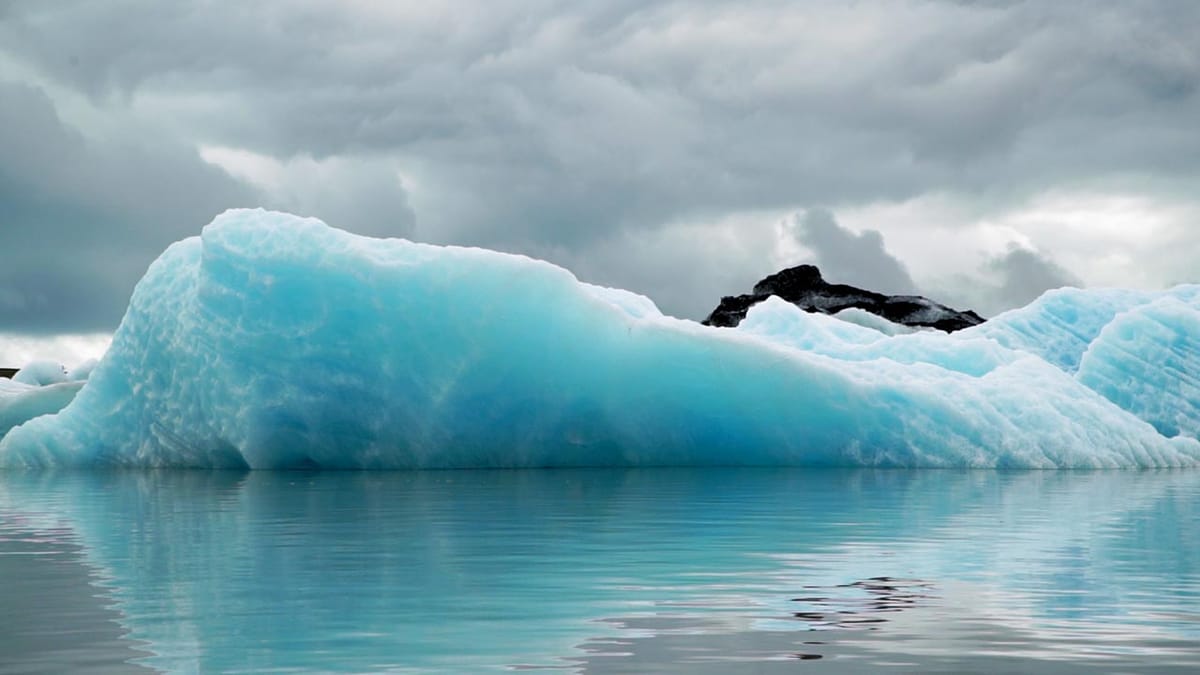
<box><xmin>1</xmin><ymin>0</ymin><xmax>1198</xmax><ymax>332</ymax></box>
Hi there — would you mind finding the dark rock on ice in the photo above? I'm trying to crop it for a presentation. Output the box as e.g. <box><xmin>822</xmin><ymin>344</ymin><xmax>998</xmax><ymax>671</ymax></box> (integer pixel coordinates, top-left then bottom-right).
<box><xmin>702</xmin><ymin>264</ymin><xmax>985</xmax><ymax>331</ymax></box>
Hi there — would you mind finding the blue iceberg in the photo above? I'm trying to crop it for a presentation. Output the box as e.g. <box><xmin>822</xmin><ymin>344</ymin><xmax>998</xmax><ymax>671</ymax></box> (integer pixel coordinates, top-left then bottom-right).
<box><xmin>1</xmin><ymin>209</ymin><xmax>1197</xmax><ymax>469</ymax></box>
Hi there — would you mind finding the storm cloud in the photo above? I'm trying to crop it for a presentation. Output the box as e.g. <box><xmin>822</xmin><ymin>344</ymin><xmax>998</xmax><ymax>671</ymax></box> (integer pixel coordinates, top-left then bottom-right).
<box><xmin>785</xmin><ymin>209</ymin><xmax>918</xmax><ymax>295</ymax></box>
<box><xmin>1</xmin><ymin>0</ymin><xmax>1198</xmax><ymax>335</ymax></box>
<box><xmin>985</xmin><ymin>244</ymin><xmax>1084</xmax><ymax>310</ymax></box>
<box><xmin>0</xmin><ymin>81</ymin><xmax>254</xmax><ymax>332</ymax></box>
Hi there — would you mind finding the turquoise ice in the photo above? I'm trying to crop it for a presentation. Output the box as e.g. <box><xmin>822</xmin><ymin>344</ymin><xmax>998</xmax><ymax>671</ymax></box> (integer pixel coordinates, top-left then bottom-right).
<box><xmin>1</xmin><ymin>209</ymin><xmax>1197</xmax><ymax>468</ymax></box>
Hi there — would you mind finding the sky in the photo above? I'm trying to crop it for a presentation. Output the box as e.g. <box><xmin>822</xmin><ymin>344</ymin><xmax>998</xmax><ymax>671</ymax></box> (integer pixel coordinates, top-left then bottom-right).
<box><xmin>1</xmin><ymin>0</ymin><xmax>1198</xmax><ymax>365</ymax></box>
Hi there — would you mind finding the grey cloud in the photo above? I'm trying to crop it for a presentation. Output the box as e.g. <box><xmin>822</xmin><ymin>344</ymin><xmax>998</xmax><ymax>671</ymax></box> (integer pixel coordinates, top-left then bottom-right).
<box><xmin>985</xmin><ymin>244</ymin><xmax>1083</xmax><ymax>310</ymax></box>
<box><xmin>0</xmin><ymin>1</ymin><xmax>1197</xmax><ymax>333</ymax></box>
<box><xmin>0</xmin><ymin>82</ymin><xmax>413</xmax><ymax>333</ymax></box>
<box><xmin>931</xmin><ymin>245</ymin><xmax>1083</xmax><ymax>317</ymax></box>
<box><xmin>0</xmin><ymin>81</ymin><xmax>256</xmax><ymax>333</ymax></box>
<box><xmin>542</xmin><ymin>218</ymin><xmax>783</xmax><ymax>320</ymax></box>
<box><xmin>5</xmin><ymin>1</ymin><xmax>1199</xmax><ymax>250</ymax></box>
<box><xmin>204</xmin><ymin>151</ymin><xmax>416</xmax><ymax>240</ymax></box>
<box><xmin>786</xmin><ymin>209</ymin><xmax>918</xmax><ymax>295</ymax></box>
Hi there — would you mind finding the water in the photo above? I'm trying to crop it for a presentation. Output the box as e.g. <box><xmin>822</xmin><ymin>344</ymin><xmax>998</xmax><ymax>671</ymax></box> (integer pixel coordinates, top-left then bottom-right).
<box><xmin>1</xmin><ymin>468</ymin><xmax>1198</xmax><ymax>673</ymax></box>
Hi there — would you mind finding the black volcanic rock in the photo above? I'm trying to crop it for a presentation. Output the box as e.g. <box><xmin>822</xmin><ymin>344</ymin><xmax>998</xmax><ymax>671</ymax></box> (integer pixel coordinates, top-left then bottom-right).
<box><xmin>703</xmin><ymin>265</ymin><xmax>985</xmax><ymax>332</ymax></box>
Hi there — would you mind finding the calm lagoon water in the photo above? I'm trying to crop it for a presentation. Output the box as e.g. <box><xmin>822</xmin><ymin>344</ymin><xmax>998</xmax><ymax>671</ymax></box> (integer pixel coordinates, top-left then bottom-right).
<box><xmin>2</xmin><ymin>468</ymin><xmax>1199</xmax><ymax>673</ymax></box>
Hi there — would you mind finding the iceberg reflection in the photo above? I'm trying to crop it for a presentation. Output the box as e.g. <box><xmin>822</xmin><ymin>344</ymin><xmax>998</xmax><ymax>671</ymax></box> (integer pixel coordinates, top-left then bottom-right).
<box><xmin>1</xmin><ymin>468</ymin><xmax>1198</xmax><ymax>672</ymax></box>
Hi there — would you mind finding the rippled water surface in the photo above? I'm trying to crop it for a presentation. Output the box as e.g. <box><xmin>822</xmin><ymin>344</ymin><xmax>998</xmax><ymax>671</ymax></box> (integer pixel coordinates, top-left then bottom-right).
<box><xmin>2</xmin><ymin>468</ymin><xmax>1198</xmax><ymax>673</ymax></box>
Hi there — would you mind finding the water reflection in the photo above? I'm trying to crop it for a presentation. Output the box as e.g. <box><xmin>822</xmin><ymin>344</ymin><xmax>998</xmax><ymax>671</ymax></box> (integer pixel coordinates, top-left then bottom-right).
<box><xmin>0</xmin><ymin>517</ymin><xmax>153</xmax><ymax>674</ymax></box>
<box><xmin>0</xmin><ymin>468</ymin><xmax>1198</xmax><ymax>672</ymax></box>
<box><xmin>789</xmin><ymin>577</ymin><xmax>935</xmax><ymax>629</ymax></box>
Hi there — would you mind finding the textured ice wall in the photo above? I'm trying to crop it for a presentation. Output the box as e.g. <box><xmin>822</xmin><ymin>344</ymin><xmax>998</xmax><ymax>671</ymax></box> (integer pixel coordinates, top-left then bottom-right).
<box><xmin>1</xmin><ymin>209</ymin><xmax>1197</xmax><ymax>468</ymax></box>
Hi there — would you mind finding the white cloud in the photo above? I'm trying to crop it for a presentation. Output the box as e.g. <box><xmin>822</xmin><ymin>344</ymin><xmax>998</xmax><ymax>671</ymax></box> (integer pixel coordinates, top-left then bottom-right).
<box><xmin>0</xmin><ymin>333</ymin><xmax>112</xmax><ymax>369</ymax></box>
<box><xmin>839</xmin><ymin>188</ymin><xmax>1199</xmax><ymax>304</ymax></box>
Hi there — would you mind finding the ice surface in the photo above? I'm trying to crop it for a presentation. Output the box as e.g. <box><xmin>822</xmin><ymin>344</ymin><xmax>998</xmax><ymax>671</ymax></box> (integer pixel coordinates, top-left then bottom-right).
<box><xmin>1076</xmin><ymin>296</ymin><xmax>1200</xmax><ymax>438</ymax></box>
<box><xmin>832</xmin><ymin>308</ymin><xmax>918</xmax><ymax>336</ymax></box>
<box><xmin>1</xmin><ymin>209</ymin><xmax>1197</xmax><ymax>469</ymax></box>
<box><xmin>11</xmin><ymin>360</ymin><xmax>70</xmax><ymax>386</ymax></box>
<box><xmin>0</xmin><ymin>360</ymin><xmax>94</xmax><ymax>436</ymax></box>
<box><xmin>0</xmin><ymin>378</ymin><xmax>84</xmax><ymax>437</ymax></box>
<box><xmin>969</xmin><ymin>286</ymin><xmax>1200</xmax><ymax>372</ymax></box>
<box><xmin>69</xmin><ymin>358</ymin><xmax>99</xmax><ymax>382</ymax></box>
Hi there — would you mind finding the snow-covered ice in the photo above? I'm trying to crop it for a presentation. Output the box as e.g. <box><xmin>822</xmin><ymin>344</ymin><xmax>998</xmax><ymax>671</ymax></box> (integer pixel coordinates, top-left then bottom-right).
<box><xmin>1</xmin><ymin>378</ymin><xmax>84</xmax><ymax>438</ymax></box>
<box><xmin>1</xmin><ymin>209</ymin><xmax>1197</xmax><ymax>469</ymax></box>
<box><xmin>11</xmin><ymin>360</ymin><xmax>70</xmax><ymax>386</ymax></box>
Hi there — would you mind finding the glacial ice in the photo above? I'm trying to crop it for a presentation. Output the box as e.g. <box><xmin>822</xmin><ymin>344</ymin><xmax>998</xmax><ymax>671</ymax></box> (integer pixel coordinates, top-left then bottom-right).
<box><xmin>0</xmin><ymin>360</ymin><xmax>91</xmax><ymax>437</ymax></box>
<box><xmin>0</xmin><ymin>378</ymin><xmax>83</xmax><ymax>438</ymax></box>
<box><xmin>1</xmin><ymin>209</ymin><xmax>1197</xmax><ymax>469</ymax></box>
<box><xmin>831</xmin><ymin>308</ymin><xmax>919</xmax><ymax>336</ymax></box>
<box><xmin>11</xmin><ymin>360</ymin><xmax>70</xmax><ymax>386</ymax></box>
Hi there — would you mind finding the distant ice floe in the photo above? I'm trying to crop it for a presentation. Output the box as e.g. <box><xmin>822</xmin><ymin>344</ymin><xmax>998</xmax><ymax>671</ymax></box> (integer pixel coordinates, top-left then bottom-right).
<box><xmin>1</xmin><ymin>209</ymin><xmax>1197</xmax><ymax>468</ymax></box>
<box><xmin>1</xmin><ymin>362</ymin><xmax>86</xmax><ymax>437</ymax></box>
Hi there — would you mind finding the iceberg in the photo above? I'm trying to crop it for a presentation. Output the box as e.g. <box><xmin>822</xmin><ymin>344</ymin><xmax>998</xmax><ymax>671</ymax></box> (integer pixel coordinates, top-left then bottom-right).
<box><xmin>0</xmin><ymin>360</ymin><xmax>90</xmax><ymax>437</ymax></box>
<box><xmin>1</xmin><ymin>209</ymin><xmax>1197</xmax><ymax>469</ymax></box>
<box><xmin>10</xmin><ymin>360</ymin><xmax>71</xmax><ymax>385</ymax></box>
<box><xmin>0</xmin><ymin>378</ymin><xmax>84</xmax><ymax>438</ymax></box>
